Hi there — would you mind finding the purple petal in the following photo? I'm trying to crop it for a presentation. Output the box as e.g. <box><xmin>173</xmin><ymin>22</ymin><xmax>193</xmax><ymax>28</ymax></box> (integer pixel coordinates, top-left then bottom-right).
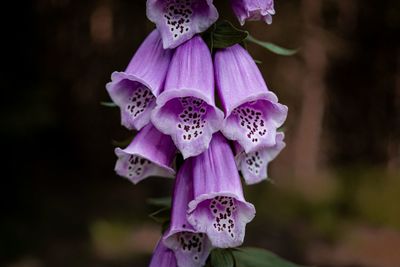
<box><xmin>234</xmin><ymin>132</ymin><xmax>285</xmax><ymax>184</ymax></box>
<box><xmin>146</xmin><ymin>0</ymin><xmax>219</xmax><ymax>49</ymax></box>
<box><xmin>114</xmin><ymin>124</ymin><xmax>176</xmax><ymax>184</ymax></box>
<box><xmin>230</xmin><ymin>0</ymin><xmax>275</xmax><ymax>25</ymax></box>
<box><xmin>163</xmin><ymin>160</ymin><xmax>212</xmax><ymax>267</ymax></box>
<box><xmin>214</xmin><ymin>44</ymin><xmax>288</xmax><ymax>154</ymax></box>
<box><xmin>151</xmin><ymin>36</ymin><xmax>224</xmax><ymax>159</ymax></box>
<box><xmin>106</xmin><ymin>30</ymin><xmax>173</xmax><ymax>130</ymax></box>
<box><xmin>149</xmin><ymin>239</ymin><xmax>177</xmax><ymax>267</ymax></box>
<box><xmin>187</xmin><ymin>133</ymin><xmax>255</xmax><ymax>248</ymax></box>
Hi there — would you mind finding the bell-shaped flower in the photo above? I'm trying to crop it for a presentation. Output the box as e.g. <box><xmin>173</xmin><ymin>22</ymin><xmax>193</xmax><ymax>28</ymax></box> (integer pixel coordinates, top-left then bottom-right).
<box><xmin>230</xmin><ymin>0</ymin><xmax>275</xmax><ymax>25</ymax></box>
<box><xmin>149</xmin><ymin>239</ymin><xmax>177</xmax><ymax>267</ymax></box>
<box><xmin>163</xmin><ymin>159</ymin><xmax>212</xmax><ymax>267</ymax></box>
<box><xmin>106</xmin><ymin>30</ymin><xmax>173</xmax><ymax>130</ymax></box>
<box><xmin>151</xmin><ymin>36</ymin><xmax>224</xmax><ymax>159</ymax></box>
<box><xmin>214</xmin><ymin>44</ymin><xmax>288</xmax><ymax>154</ymax></box>
<box><xmin>146</xmin><ymin>0</ymin><xmax>218</xmax><ymax>49</ymax></box>
<box><xmin>234</xmin><ymin>132</ymin><xmax>285</xmax><ymax>185</ymax></box>
<box><xmin>187</xmin><ymin>133</ymin><xmax>256</xmax><ymax>248</ymax></box>
<box><xmin>114</xmin><ymin>124</ymin><xmax>176</xmax><ymax>184</ymax></box>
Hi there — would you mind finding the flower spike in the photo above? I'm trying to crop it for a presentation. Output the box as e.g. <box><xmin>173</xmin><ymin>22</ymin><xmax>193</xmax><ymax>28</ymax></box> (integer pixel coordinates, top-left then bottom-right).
<box><xmin>106</xmin><ymin>30</ymin><xmax>173</xmax><ymax>130</ymax></box>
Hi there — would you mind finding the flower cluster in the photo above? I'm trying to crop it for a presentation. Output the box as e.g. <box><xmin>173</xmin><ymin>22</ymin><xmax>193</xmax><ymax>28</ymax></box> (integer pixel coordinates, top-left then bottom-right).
<box><xmin>106</xmin><ymin>1</ymin><xmax>286</xmax><ymax>266</ymax></box>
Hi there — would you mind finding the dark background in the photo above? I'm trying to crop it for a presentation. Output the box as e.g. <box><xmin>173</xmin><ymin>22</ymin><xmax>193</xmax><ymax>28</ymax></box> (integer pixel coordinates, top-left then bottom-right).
<box><xmin>1</xmin><ymin>0</ymin><xmax>399</xmax><ymax>267</ymax></box>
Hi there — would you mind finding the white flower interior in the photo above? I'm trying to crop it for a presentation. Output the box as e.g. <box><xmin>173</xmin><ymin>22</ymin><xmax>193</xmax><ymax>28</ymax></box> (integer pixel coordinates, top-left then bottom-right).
<box><xmin>163</xmin><ymin>0</ymin><xmax>193</xmax><ymax>39</ymax></box>
<box><xmin>125</xmin><ymin>86</ymin><xmax>155</xmax><ymax>119</ymax></box>
<box><xmin>232</xmin><ymin>105</ymin><xmax>267</xmax><ymax>144</ymax></box>
<box><xmin>177</xmin><ymin>97</ymin><xmax>207</xmax><ymax>142</ymax></box>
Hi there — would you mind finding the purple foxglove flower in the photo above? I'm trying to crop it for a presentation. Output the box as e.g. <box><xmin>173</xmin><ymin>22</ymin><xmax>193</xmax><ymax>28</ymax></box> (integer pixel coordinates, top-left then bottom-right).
<box><xmin>230</xmin><ymin>0</ymin><xmax>275</xmax><ymax>25</ymax></box>
<box><xmin>114</xmin><ymin>124</ymin><xmax>176</xmax><ymax>184</ymax></box>
<box><xmin>146</xmin><ymin>0</ymin><xmax>218</xmax><ymax>49</ymax></box>
<box><xmin>106</xmin><ymin>30</ymin><xmax>173</xmax><ymax>130</ymax></box>
<box><xmin>151</xmin><ymin>36</ymin><xmax>224</xmax><ymax>159</ymax></box>
<box><xmin>149</xmin><ymin>239</ymin><xmax>177</xmax><ymax>267</ymax></box>
<box><xmin>234</xmin><ymin>132</ymin><xmax>285</xmax><ymax>185</ymax></box>
<box><xmin>214</xmin><ymin>44</ymin><xmax>288</xmax><ymax>154</ymax></box>
<box><xmin>187</xmin><ymin>133</ymin><xmax>256</xmax><ymax>248</ymax></box>
<box><xmin>164</xmin><ymin>159</ymin><xmax>212</xmax><ymax>267</ymax></box>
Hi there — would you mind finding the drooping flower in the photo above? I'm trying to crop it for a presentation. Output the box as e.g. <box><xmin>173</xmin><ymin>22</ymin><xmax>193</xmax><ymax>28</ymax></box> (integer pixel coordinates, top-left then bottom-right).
<box><xmin>164</xmin><ymin>159</ymin><xmax>212</xmax><ymax>267</ymax></box>
<box><xmin>187</xmin><ymin>133</ymin><xmax>256</xmax><ymax>248</ymax></box>
<box><xmin>106</xmin><ymin>30</ymin><xmax>173</xmax><ymax>130</ymax></box>
<box><xmin>146</xmin><ymin>0</ymin><xmax>219</xmax><ymax>49</ymax></box>
<box><xmin>149</xmin><ymin>239</ymin><xmax>177</xmax><ymax>267</ymax></box>
<box><xmin>234</xmin><ymin>132</ymin><xmax>285</xmax><ymax>185</ymax></box>
<box><xmin>230</xmin><ymin>0</ymin><xmax>275</xmax><ymax>25</ymax></box>
<box><xmin>114</xmin><ymin>123</ymin><xmax>176</xmax><ymax>184</ymax></box>
<box><xmin>214</xmin><ymin>44</ymin><xmax>288</xmax><ymax>154</ymax></box>
<box><xmin>151</xmin><ymin>36</ymin><xmax>224</xmax><ymax>159</ymax></box>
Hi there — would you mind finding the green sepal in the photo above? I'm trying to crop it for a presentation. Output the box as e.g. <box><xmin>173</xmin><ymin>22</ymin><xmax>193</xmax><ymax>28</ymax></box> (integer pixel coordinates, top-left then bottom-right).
<box><xmin>203</xmin><ymin>20</ymin><xmax>249</xmax><ymax>51</ymax></box>
<box><xmin>212</xmin><ymin>20</ymin><xmax>249</xmax><ymax>49</ymax></box>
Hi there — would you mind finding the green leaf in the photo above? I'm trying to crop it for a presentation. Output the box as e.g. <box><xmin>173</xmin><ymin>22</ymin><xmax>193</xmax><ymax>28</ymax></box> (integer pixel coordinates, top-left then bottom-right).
<box><xmin>148</xmin><ymin>207</ymin><xmax>171</xmax><ymax>224</ymax></box>
<box><xmin>212</xmin><ymin>20</ymin><xmax>249</xmax><ymax>49</ymax></box>
<box><xmin>211</xmin><ymin>248</ymin><xmax>234</xmax><ymax>267</ymax></box>
<box><xmin>246</xmin><ymin>35</ymin><xmax>298</xmax><ymax>56</ymax></box>
<box><xmin>233</xmin><ymin>247</ymin><xmax>304</xmax><ymax>267</ymax></box>
<box><xmin>147</xmin><ymin>198</ymin><xmax>172</xmax><ymax>233</ymax></box>
<box><xmin>111</xmin><ymin>136</ymin><xmax>135</xmax><ymax>147</ymax></box>
<box><xmin>100</xmin><ymin>101</ymin><xmax>117</xmax><ymax>107</ymax></box>
<box><xmin>147</xmin><ymin>197</ymin><xmax>172</xmax><ymax>208</ymax></box>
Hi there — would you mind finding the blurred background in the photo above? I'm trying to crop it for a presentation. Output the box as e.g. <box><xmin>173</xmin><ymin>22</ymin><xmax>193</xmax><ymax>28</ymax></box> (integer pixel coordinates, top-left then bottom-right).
<box><xmin>1</xmin><ymin>0</ymin><xmax>399</xmax><ymax>266</ymax></box>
